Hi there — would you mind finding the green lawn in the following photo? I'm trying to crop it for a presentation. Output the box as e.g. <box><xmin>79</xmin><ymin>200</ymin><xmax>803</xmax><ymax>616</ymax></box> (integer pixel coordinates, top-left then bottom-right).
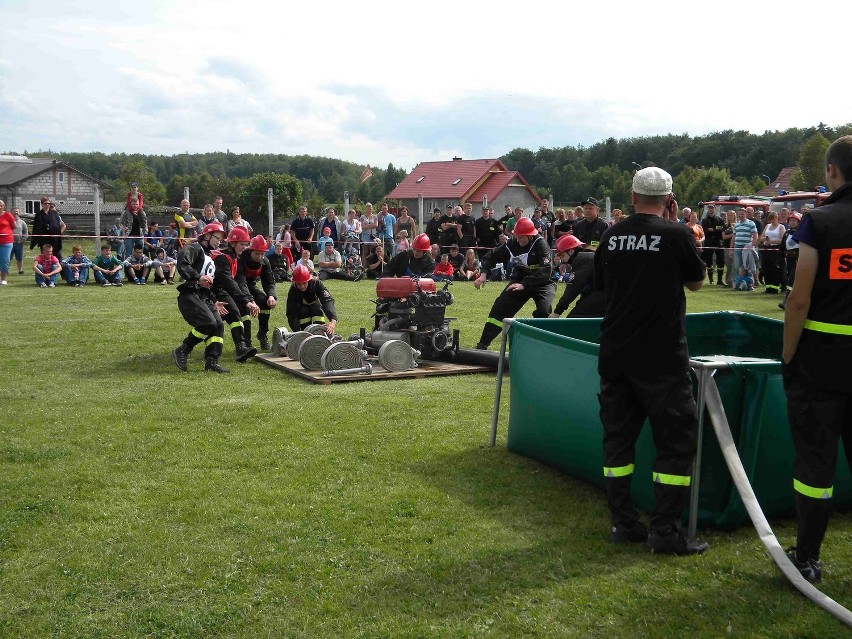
<box><xmin>1</xmin><ymin>268</ymin><xmax>850</xmax><ymax>638</ymax></box>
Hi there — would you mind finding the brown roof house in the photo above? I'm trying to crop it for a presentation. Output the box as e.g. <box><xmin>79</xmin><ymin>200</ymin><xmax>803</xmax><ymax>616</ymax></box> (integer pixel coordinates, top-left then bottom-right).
<box><xmin>386</xmin><ymin>157</ymin><xmax>542</xmax><ymax>223</ymax></box>
<box><xmin>755</xmin><ymin>167</ymin><xmax>798</xmax><ymax>198</ymax></box>
<box><xmin>0</xmin><ymin>155</ymin><xmax>111</xmax><ymax>217</ymax></box>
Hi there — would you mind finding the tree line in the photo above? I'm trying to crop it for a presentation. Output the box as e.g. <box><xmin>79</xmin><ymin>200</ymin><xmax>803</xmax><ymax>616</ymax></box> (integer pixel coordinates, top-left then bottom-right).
<box><xmin>21</xmin><ymin>121</ymin><xmax>850</xmax><ymax>217</ymax></box>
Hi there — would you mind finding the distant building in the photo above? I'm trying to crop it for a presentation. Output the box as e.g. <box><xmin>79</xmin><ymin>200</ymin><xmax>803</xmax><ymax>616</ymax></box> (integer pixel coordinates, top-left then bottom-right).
<box><xmin>386</xmin><ymin>157</ymin><xmax>542</xmax><ymax>222</ymax></box>
<box><xmin>0</xmin><ymin>155</ymin><xmax>111</xmax><ymax>216</ymax></box>
<box><xmin>755</xmin><ymin>167</ymin><xmax>798</xmax><ymax>197</ymax></box>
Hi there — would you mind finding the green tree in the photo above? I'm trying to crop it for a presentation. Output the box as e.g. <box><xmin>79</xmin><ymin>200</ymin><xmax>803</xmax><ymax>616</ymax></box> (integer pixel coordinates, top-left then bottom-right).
<box><xmin>233</xmin><ymin>172</ymin><xmax>302</xmax><ymax>235</ymax></box>
<box><xmin>673</xmin><ymin>166</ymin><xmax>744</xmax><ymax>208</ymax></box>
<box><xmin>791</xmin><ymin>133</ymin><xmax>830</xmax><ymax>191</ymax></box>
<box><xmin>109</xmin><ymin>160</ymin><xmax>167</xmax><ymax>204</ymax></box>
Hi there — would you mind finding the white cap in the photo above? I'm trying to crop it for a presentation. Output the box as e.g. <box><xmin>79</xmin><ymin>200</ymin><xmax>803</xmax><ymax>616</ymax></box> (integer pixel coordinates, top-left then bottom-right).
<box><xmin>632</xmin><ymin>167</ymin><xmax>673</xmax><ymax>196</ymax></box>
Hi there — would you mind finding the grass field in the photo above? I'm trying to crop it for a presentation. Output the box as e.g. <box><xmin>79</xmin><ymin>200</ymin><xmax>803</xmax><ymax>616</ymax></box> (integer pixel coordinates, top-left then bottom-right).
<box><xmin>2</xmin><ymin>264</ymin><xmax>850</xmax><ymax>638</ymax></box>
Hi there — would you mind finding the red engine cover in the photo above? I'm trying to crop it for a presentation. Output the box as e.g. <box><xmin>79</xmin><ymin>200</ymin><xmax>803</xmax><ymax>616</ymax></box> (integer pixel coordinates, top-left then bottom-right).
<box><xmin>376</xmin><ymin>277</ymin><xmax>436</xmax><ymax>298</ymax></box>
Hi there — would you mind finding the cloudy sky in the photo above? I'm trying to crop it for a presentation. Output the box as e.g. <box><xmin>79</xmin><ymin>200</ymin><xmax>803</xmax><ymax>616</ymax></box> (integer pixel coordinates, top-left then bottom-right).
<box><xmin>2</xmin><ymin>0</ymin><xmax>849</xmax><ymax>171</ymax></box>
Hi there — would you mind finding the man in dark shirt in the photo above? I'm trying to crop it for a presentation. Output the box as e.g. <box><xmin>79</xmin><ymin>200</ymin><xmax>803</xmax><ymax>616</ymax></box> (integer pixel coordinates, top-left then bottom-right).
<box><xmin>458</xmin><ymin>203</ymin><xmax>476</xmax><ymax>250</ymax></box>
<box><xmin>291</xmin><ymin>206</ymin><xmax>315</xmax><ymax>256</ymax></box>
<box><xmin>474</xmin><ymin>207</ymin><xmax>502</xmax><ymax>250</ymax></box>
<box><xmin>700</xmin><ymin>203</ymin><xmax>726</xmax><ymax>285</ymax></box>
<box><xmin>594</xmin><ymin>167</ymin><xmax>707</xmax><ymax>555</ymax></box>
<box><xmin>573</xmin><ymin>197</ymin><xmax>609</xmax><ymax>248</ymax></box>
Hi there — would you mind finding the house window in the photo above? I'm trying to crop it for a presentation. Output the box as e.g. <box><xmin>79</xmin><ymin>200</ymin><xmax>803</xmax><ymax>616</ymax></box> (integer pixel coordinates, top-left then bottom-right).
<box><xmin>57</xmin><ymin>171</ymin><xmax>66</xmax><ymax>184</ymax></box>
<box><xmin>25</xmin><ymin>200</ymin><xmax>42</xmax><ymax>214</ymax></box>
<box><xmin>416</xmin><ymin>176</ymin><xmax>425</xmax><ymax>183</ymax></box>
<box><xmin>452</xmin><ymin>178</ymin><xmax>462</xmax><ymax>185</ymax></box>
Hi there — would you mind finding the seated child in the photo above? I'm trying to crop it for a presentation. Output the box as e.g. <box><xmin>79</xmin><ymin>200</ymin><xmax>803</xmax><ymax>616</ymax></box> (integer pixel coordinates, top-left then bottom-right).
<box><xmin>432</xmin><ymin>253</ymin><xmax>454</xmax><ymax>282</ymax></box>
<box><xmin>34</xmin><ymin>243</ymin><xmax>62</xmax><ymax>288</ymax></box>
<box><xmin>394</xmin><ymin>230</ymin><xmax>409</xmax><ymax>256</ymax></box>
<box><xmin>733</xmin><ymin>266</ymin><xmax>755</xmax><ymax>291</ymax></box>
<box><xmin>317</xmin><ymin>227</ymin><xmax>334</xmax><ymax>253</ymax></box>
<box><xmin>151</xmin><ymin>247</ymin><xmax>177</xmax><ymax>285</ymax></box>
<box><xmin>123</xmin><ymin>244</ymin><xmax>152</xmax><ymax>284</ymax></box>
<box><xmin>268</xmin><ymin>243</ymin><xmax>290</xmax><ymax>282</ymax></box>
<box><xmin>295</xmin><ymin>249</ymin><xmax>316</xmax><ymax>275</ymax></box>
<box><xmin>92</xmin><ymin>244</ymin><xmax>124</xmax><ymax>286</ymax></box>
<box><xmin>61</xmin><ymin>244</ymin><xmax>93</xmax><ymax>286</ymax></box>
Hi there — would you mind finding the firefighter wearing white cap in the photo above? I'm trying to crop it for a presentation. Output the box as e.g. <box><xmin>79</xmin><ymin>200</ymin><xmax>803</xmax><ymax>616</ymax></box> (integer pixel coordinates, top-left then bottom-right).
<box><xmin>594</xmin><ymin>166</ymin><xmax>707</xmax><ymax>554</ymax></box>
<box><xmin>548</xmin><ymin>234</ymin><xmax>606</xmax><ymax>318</ymax></box>
<box><xmin>240</xmin><ymin>234</ymin><xmax>278</xmax><ymax>351</ymax></box>
<box><xmin>172</xmin><ymin>222</ymin><xmax>230</xmax><ymax>373</ymax></box>
<box><xmin>286</xmin><ymin>264</ymin><xmax>338</xmax><ymax>335</ymax></box>
<box><xmin>473</xmin><ymin>217</ymin><xmax>554</xmax><ymax>349</ymax></box>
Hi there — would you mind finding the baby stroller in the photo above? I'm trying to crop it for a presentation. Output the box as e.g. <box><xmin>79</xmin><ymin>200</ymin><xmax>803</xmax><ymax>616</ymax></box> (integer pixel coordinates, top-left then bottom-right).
<box><xmin>343</xmin><ymin>232</ymin><xmax>364</xmax><ymax>279</ymax></box>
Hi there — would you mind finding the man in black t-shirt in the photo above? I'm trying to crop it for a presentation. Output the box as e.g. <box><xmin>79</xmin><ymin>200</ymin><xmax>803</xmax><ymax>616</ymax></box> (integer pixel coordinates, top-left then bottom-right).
<box><xmin>291</xmin><ymin>206</ymin><xmax>315</xmax><ymax>255</ymax></box>
<box><xmin>573</xmin><ymin>197</ymin><xmax>608</xmax><ymax>248</ymax></box>
<box><xmin>594</xmin><ymin>167</ymin><xmax>707</xmax><ymax>556</ymax></box>
<box><xmin>474</xmin><ymin>207</ymin><xmax>502</xmax><ymax>251</ymax></box>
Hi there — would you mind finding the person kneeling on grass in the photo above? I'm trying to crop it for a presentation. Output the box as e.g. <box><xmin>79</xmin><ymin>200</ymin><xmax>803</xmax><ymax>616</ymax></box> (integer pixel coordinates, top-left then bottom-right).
<box><xmin>92</xmin><ymin>245</ymin><xmax>123</xmax><ymax>286</ymax></box>
<box><xmin>286</xmin><ymin>264</ymin><xmax>337</xmax><ymax>335</ymax></box>
<box><xmin>61</xmin><ymin>244</ymin><xmax>93</xmax><ymax>287</ymax></box>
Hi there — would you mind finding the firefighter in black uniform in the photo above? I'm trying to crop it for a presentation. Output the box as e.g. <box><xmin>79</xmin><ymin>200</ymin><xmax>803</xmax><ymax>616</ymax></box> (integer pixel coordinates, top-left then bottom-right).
<box><xmin>286</xmin><ymin>264</ymin><xmax>338</xmax><ymax>335</ymax></box>
<box><xmin>473</xmin><ymin>217</ymin><xmax>554</xmax><ymax>349</ymax></box>
<box><xmin>783</xmin><ymin>135</ymin><xmax>852</xmax><ymax>584</ymax></box>
<box><xmin>241</xmin><ymin>234</ymin><xmax>277</xmax><ymax>351</ymax></box>
<box><xmin>700</xmin><ymin>203</ymin><xmax>726</xmax><ymax>285</ymax></box>
<box><xmin>212</xmin><ymin>226</ymin><xmax>259</xmax><ymax>362</ymax></box>
<box><xmin>594</xmin><ymin>167</ymin><xmax>707</xmax><ymax>555</ymax></box>
<box><xmin>573</xmin><ymin>196</ymin><xmax>609</xmax><ymax>248</ymax></box>
<box><xmin>384</xmin><ymin>233</ymin><xmax>435</xmax><ymax>277</ymax></box>
<box><xmin>474</xmin><ymin>207</ymin><xmax>502</xmax><ymax>251</ymax></box>
<box><xmin>548</xmin><ymin>234</ymin><xmax>606</xmax><ymax>318</ymax></box>
<box><xmin>171</xmin><ymin>223</ymin><xmax>230</xmax><ymax>373</ymax></box>
<box><xmin>458</xmin><ymin>203</ymin><xmax>476</xmax><ymax>250</ymax></box>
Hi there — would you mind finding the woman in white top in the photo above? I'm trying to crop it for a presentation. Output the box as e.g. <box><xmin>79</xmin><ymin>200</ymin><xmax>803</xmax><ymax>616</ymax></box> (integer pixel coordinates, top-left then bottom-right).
<box><xmin>342</xmin><ymin>209</ymin><xmax>362</xmax><ymax>256</ymax></box>
<box><xmin>359</xmin><ymin>203</ymin><xmax>378</xmax><ymax>262</ymax></box>
<box><xmin>226</xmin><ymin>207</ymin><xmax>253</xmax><ymax>234</ymax></box>
<box><xmin>758</xmin><ymin>211</ymin><xmax>784</xmax><ymax>294</ymax></box>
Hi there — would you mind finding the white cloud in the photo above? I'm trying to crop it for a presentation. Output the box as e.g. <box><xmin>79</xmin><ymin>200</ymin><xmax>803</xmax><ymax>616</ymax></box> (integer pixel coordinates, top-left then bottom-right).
<box><xmin>1</xmin><ymin>0</ymin><xmax>850</xmax><ymax>166</ymax></box>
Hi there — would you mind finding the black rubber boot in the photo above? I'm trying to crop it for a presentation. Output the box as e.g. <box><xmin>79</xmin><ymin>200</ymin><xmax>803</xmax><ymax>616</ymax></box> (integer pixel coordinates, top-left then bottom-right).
<box><xmin>257</xmin><ymin>332</ymin><xmax>270</xmax><ymax>351</ymax></box>
<box><xmin>172</xmin><ymin>344</ymin><xmax>189</xmax><ymax>372</ymax></box>
<box><xmin>204</xmin><ymin>358</ymin><xmax>230</xmax><ymax>373</ymax></box>
<box><xmin>235</xmin><ymin>342</ymin><xmax>257</xmax><ymax>362</ymax></box>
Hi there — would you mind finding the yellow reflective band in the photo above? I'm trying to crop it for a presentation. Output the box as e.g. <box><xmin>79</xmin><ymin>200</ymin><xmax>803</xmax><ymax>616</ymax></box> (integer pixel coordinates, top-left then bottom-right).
<box><xmin>803</xmin><ymin>319</ymin><xmax>852</xmax><ymax>336</ymax></box>
<box><xmin>207</xmin><ymin>336</ymin><xmax>224</xmax><ymax>344</ymax></box>
<box><xmin>190</xmin><ymin>328</ymin><xmax>206</xmax><ymax>339</ymax></box>
<box><xmin>228</xmin><ymin>321</ymin><xmax>242</xmax><ymax>330</ymax></box>
<box><xmin>794</xmin><ymin>479</ymin><xmax>833</xmax><ymax>499</ymax></box>
<box><xmin>653</xmin><ymin>472</ymin><xmax>691</xmax><ymax>487</ymax></box>
<box><xmin>603</xmin><ymin>464</ymin><xmax>634</xmax><ymax>478</ymax></box>
<box><xmin>311</xmin><ymin>316</ymin><xmax>326</xmax><ymax>323</ymax></box>
<box><xmin>259</xmin><ymin>310</ymin><xmax>271</xmax><ymax>315</ymax></box>
<box><xmin>487</xmin><ymin>317</ymin><xmax>503</xmax><ymax>328</ymax></box>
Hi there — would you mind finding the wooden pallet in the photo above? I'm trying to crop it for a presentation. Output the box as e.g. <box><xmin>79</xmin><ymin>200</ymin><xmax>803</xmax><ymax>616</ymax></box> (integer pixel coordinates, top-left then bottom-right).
<box><xmin>255</xmin><ymin>352</ymin><xmax>494</xmax><ymax>384</ymax></box>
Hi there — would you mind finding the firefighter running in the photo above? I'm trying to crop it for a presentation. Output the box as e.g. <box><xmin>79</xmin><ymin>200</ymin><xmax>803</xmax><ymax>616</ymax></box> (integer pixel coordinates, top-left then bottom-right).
<box><xmin>212</xmin><ymin>226</ymin><xmax>259</xmax><ymax>362</ymax></box>
<box><xmin>473</xmin><ymin>217</ymin><xmax>554</xmax><ymax>349</ymax></box>
<box><xmin>240</xmin><ymin>234</ymin><xmax>278</xmax><ymax>351</ymax></box>
<box><xmin>171</xmin><ymin>223</ymin><xmax>230</xmax><ymax>373</ymax></box>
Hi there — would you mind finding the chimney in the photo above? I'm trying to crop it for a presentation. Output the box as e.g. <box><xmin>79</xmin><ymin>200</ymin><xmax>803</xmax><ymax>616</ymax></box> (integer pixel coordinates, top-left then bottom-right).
<box><xmin>452</xmin><ymin>156</ymin><xmax>462</xmax><ymax>161</ymax></box>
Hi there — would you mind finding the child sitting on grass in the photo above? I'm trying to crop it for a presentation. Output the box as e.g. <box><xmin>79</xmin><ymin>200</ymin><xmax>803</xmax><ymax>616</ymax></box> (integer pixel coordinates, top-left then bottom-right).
<box><xmin>733</xmin><ymin>266</ymin><xmax>754</xmax><ymax>291</ymax></box>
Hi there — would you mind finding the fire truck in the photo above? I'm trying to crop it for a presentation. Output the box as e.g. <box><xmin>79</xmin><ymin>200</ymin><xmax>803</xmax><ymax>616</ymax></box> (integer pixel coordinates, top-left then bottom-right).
<box><xmin>699</xmin><ymin>196</ymin><xmax>770</xmax><ymax>218</ymax></box>
<box><xmin>769</xmin><ymin>189</ymin><xmax>831</xmax><ymax>215</ymax></box>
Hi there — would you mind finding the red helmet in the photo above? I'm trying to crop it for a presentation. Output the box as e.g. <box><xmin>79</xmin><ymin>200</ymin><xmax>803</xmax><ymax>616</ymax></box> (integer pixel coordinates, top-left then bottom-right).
<box><xmin>513</xmin><ymin>217</ymin><xmax>537</xmax><ymax>236</ymax></box>
<box><xmin>226</xmin><ymin>226</ymin><xmax>251</xmax><ymax>243</ymax></box>
<box><xmin>249</xmin><ymin>235</ymin><xmax>269</xmax><ymax>252</ymax></box>
<box><xmin>292</xmin><ymin>264</ymin><xmax>312</xmax><ymax>284</ymax></box>
<box><xmin>555</xmin><ymin>234</ymin><xmax>584</xmax><ymax>253</ymax></box>
<box><xmin>788</xmin><ymin>212</ymin><xmax>802</xmax><ymax>222</ymax></box>
<box><xmin>412</xmin><ymin>233</ymin><xmax>431</xmax><ymax>251</ymax></box>
<box><xmin>200</xmin><ymin>221</ymin><xmax>225</xmax><ymax>237</ymax></box>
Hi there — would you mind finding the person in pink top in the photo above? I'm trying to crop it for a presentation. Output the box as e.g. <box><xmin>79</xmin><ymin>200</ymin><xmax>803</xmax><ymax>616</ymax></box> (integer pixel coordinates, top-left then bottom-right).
<box><xmin>0</xmin><ymin>199</ymin><xmax>15</xmax><ymax>285</ymax></box>
<box><xmin>34</xmin><ymin>244</ymin><xmax>62</xmax><ymax>288</ymax></box>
